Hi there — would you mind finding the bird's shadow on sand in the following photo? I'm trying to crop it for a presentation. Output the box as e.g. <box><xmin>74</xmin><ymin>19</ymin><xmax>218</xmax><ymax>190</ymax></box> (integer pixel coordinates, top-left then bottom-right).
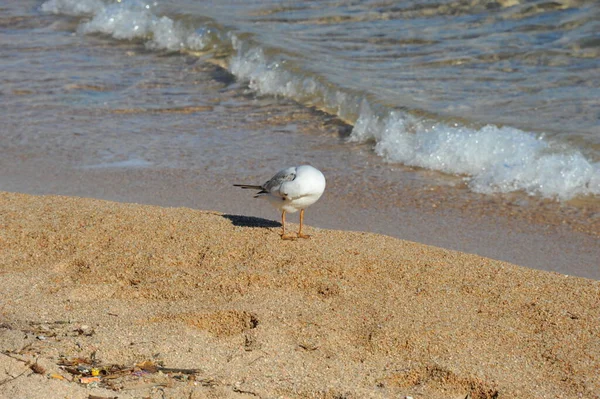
<box><xmin>222</xmin><ymin>214</ymin><xmax>281</xmax><ymax>229</ymax></box>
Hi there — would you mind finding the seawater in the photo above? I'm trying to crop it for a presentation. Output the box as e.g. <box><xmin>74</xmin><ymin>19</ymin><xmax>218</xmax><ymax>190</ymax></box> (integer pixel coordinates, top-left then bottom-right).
<box><xmin>39</xmin><ymin>0</ymin><xmax>600</xmax><ymax>201</ymax></box>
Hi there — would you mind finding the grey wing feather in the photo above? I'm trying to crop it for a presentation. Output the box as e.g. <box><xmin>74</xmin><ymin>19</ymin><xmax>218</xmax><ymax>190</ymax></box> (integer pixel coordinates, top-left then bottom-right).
<box><xmin>262</xmin><ymin>168</ymin><xmax>297</xmax><ymax>192</ymax></box>
<box><xmin>234</xmin><ymin>167</ymin><xmax>297</xmax><ymax>198</ymax></box>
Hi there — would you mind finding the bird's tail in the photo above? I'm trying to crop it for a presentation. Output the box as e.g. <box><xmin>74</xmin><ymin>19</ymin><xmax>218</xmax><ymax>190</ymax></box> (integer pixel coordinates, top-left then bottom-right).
<box><xmin>233</xmin><ymin>184</ymin><xmax>263</xmax><ymax>190</ymax></box>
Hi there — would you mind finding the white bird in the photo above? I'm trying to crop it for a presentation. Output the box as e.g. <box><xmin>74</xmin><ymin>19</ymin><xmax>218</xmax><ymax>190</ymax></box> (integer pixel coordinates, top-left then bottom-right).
<box><xmin>234</xmin><ymin>165</ymin><xmax>326</xmax><ymax>240</ymax></box>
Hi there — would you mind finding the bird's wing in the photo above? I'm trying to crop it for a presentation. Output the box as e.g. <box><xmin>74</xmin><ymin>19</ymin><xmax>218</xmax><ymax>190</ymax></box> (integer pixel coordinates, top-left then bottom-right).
<box><xmin>262</xmin><ymin>167</ymin><xmax>297</xmax><ymax>193</ymax></box>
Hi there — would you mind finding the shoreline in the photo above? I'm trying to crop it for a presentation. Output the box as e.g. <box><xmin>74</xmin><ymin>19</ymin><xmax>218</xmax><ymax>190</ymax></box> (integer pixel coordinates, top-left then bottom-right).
<box><xmin>1</xmin><ymin>191</ymin><xmax>599</xmax><ymax>399</ymax></box>
<box><xmin>0</xmin><ymin>4</ymin><xmax>597</xmax><ymax>280</ymax></box>
<box><xmin>2</xmin><ymin>152</ymin><xmax>599</xmax><ymax>280</ymax></box>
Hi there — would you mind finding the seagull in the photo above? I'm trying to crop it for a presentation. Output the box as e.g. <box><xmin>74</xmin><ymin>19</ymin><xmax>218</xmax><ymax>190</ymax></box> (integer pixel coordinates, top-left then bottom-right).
<box><xmin>234</xmin><ymin>165</ymin><xmax>326</xmax><ymax>240</ymax></box>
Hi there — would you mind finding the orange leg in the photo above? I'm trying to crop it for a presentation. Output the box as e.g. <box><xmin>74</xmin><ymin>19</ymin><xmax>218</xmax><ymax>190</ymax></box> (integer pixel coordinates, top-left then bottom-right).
<box><xmin>297</xmin><ymin>209</ymin><xmax>311</xmax><ymax>239</ymax></box>
<box><xmin>281</xmin><ymin>210</ymin><xmax>295</xmax><ymax>240</ymax></box>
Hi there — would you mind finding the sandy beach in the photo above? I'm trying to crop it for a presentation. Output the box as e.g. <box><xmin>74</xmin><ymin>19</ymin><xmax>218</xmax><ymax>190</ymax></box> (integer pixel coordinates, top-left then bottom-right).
<box><xmin>1</xmin><ymin>191</ymin><xmax>598</xmax><ymax>399</ymax></box>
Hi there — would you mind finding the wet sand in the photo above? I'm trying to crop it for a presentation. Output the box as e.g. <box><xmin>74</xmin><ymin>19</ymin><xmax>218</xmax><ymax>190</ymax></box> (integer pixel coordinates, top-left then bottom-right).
<box><xmin>2</xmin><ymin>134</ymin><xmax>599</xmax><ymax>280</ymax></box>
<box><xmin>1</xmin><ymin>191</ymin><xmax>599</xmax><ymax>399</ymax></box>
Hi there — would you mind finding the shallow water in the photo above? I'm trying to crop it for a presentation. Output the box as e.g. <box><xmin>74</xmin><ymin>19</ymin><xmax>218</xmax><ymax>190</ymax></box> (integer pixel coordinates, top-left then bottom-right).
<box><xmin>1</xmin><ymin>1</ymin><xmax>598</xmax><ymax>278</ymax></box>
<box><xmin>37</xmin><ymin>0</ymin><xmax>600</xmax><ymax>201</ymax></box>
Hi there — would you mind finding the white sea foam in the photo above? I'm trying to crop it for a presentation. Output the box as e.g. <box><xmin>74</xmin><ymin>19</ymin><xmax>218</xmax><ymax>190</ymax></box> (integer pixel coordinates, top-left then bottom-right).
<box><xmin>351</xmin><ymin>102</ymin><xmax>600</xmax><ymax>199</ymax></box>
<box><xmin>229</xmin><ymin>37</ymin><xmax>313</xmax><ymax>99</ymax></box>
<box><xmin>229</xmin><ymin>36</ymin><xmax>364</xmax><ymax>122</ymax></box>
<box><xmin>41</xmin><ymin>0</ymin><xmax>104</xmax><ymax>16</ymax></box>
<box><xmin>42</xmin><ymin>0</ymin><xmax>212</xmax><ymax>52</ymax></box>
<box><xmin>78</xmin><ymin>2</ymin><xmax>154</xmax><ymax>40</ymax></box>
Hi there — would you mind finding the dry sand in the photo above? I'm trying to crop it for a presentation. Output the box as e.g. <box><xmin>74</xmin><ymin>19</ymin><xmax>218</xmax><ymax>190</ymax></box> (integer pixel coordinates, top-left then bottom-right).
<box><xmin>0</xmin><ymin>191</ymin><xmax>598</xmax><ymax>399</ymax></box>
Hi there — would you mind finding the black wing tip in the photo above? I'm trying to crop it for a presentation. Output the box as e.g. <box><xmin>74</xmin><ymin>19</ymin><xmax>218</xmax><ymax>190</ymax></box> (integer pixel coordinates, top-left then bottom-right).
<box><xmin>234</xmin><ymin>184</ymin><xmax>259</xmax><ymax>188</ymax></box>
<box><xmin>234</xmin><ymin>184</ymin><xmax>266</xmax><ymax>193</ymax></box>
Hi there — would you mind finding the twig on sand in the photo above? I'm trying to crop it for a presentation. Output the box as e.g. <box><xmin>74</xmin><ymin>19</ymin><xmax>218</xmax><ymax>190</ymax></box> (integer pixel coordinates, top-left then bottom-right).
<box><xmin>232</xmin><ymin>386</ymin><xmax>261</xmax><ymax>397</ymax></box>
<box><xmin>156</xmin><ymin>366</ymin><xmax>202</xmax><ymax>375</ymax></box>
<box><xmin>0</xmin><ymin>368</ymin><xmax>30</xmax><ymax>387</ymax></box>
<box><xmin>1</xmin><ymin>351</ymin><xmax>28</xmax><ymax>364</ymax></box>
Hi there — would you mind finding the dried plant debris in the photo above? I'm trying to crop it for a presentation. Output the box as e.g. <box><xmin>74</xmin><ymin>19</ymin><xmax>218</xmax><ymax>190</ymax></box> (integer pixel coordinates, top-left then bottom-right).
<box><xmin>5</xmin><ymin>320</ymin><xmax>97</xmax><ymax>341</ymax></box>
<box><xmin>57</xmin><ymin>356</ymin><xmax>212</xmax><ymax>391</ymax></box>
<box><xmin>0</xmin><ymin>352</ymin><xmax>49</xmax><ymax>386</ymax></box>
<box><xmin>29</xmin><ymin>362</ymin><xmax>46</xmax><ymax>375</ymax></box>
